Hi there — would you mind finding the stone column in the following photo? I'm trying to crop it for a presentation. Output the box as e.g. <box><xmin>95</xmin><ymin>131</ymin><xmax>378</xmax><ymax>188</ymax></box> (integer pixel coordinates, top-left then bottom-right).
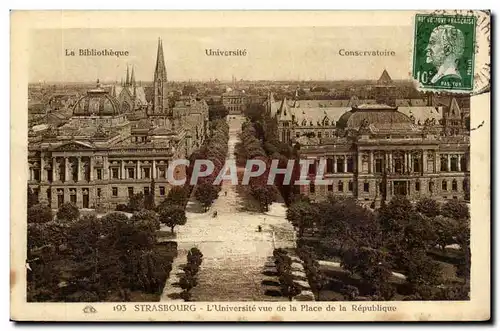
<box><xmin>40</xmin><ymin>156</ymin><xmax>46</xmax><ymax>182</ymax></box>
<box><xmin>103</xmin><ymin>156</ymin><xmax>109</xmax><ymax>180</ymax></box>
<box><xmin>388</xmin><ymin>152</ymin><xmax>393</xmax><ymax>173</ymax></box>
<box><xmin>405</xmin><ymin>152</ymin><xmax>409</xmax><ymax>173</ymax></box>
<box><xmin>77</xmin><ymin>156</ymin><xmax>82</xmax><ymax>182</ymax></box>
<box><xmin>333</xmin><ymin>155</ymin><xmax>337</xmax><ymax>173</ymax></box>
<box><xmin>121</xmin><ymin>160</ymin><xmax>126</xmax><ymax>179</ymax></box>
<box><xmin>65</xmin><ymin>157</ymin><xmax>70</xmax><ymax>182</ymax></box>
<box><xmin>422</xmin><ymin>150</ymin><xmax>427</xmax><ymax>174</ymax></box>
<box><xmin>51</xmin><ymin>188</ymin><xmax>58</xmax><ymax>208</ymax></box>
<box><xmin>89</xmin><ymin>157</ymin><xmax>94</xmax><ymax>181</ymax></box>
<box><xmin>447</xmin><ymin>154</ymin><xmax>451</xmax><ymax>172</ymax></box>
<box><xmin>357</xmin><ymin>153</ymin><xmax>362</xmax><ymax>174</ymax></box>
<box><xmin>152</xmin><ymin>160</ymin><xmax>157</xmax><ymax>179</ymax></box>
<box><xmin>369</xmin><ymin>150</ymin><xmax>374</xmax><ymax>174</ymax></box>
<box><xmin>53</xmin><ymin>158</ymin><xmax>58</xmax><ymax>181</ymax></box>
<box><xmin>409</xmin><ymin>152</ymin><xmax>413</xmax><ymax>173</ymax></box>
<box><xmin>137</xmin><ymin>161</ymin><xmax>141</xmax><ymax>179</ymax></box>
<box><xmin>458</xmin><ymin>155</ymin><xmax>462</xmax><ymax>172</ymax></box>
<box><xmin>343</xmin><ymin>156</ymin><xmax>347</xmax><ymax>173</ymax></box>
<box><xmin>435</xmin><ymin>151</ymin><xmax>439</xmax><ymax>173</ymax></box>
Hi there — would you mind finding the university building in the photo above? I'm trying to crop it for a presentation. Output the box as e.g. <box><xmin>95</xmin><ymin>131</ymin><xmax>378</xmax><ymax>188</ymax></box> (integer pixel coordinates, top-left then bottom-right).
<box><xmin>266</xmin><ymin>71</ymin><xmax>470</xmax><ymax>204</ymax></box>
<box><xmin>28</xmin><ymin>38</ymin><xmax>209</xmax><ymax>210</ymax></box>
<box><xmin>222</xmin><ymin>89</ymin><xmax>248</xmax><ymax>115</ymax></box>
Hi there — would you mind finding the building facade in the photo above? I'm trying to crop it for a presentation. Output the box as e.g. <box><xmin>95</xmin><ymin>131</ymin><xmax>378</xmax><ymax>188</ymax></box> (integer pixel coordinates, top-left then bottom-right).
<box><xmin>266</xmin><ymin>72</ymin><xmax>470</xmax><ymax>204</ymax></box>
<box><xmin>28</xmin><ymin>38</ymin><xmax>209</xmax><ymax>211</ymax></box>
<box><xmin>294</xmin><ymin>106</ymin><xmax>470</xmax><ymax>205</ymax></box>
<box><xmin>222</xmin><ymin>90</ymin><xmax>247</xmax><ymax>115</ymax></box>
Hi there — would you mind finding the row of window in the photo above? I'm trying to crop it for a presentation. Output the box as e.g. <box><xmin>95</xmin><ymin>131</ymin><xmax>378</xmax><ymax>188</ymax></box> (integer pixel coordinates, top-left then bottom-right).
<box><xmin>324</xmin><ymin>158</ymin><xmax>354</xmax><ymax>173</ymax></box>
<box><xmin>31</xmin><ymin>165</ymin><xmax>179</xmax><ymax>182</ymax></box>
<box><xmin>310</xmin><ymin>181</ymin><xmax>355</xmax><ymax>193</ymax></box>
<box><xmin>106</xmin><ymin>167</ymin><xmax>168</xmax><ymax>180</ymax></box>
<box><xmin>111</xmin><ymin>186</ymin><xmax>167</xmax><ymax>197</ymax></box>
<box><xmin>306</xmin><ymin>155</ymin><xmax>467</xmax><ymax>175</ymax></box>
<box><xmin>308</xmin><ymin>179</ymin><xmax>468</xmax><ymax>194</ymax></box>
<box><xmin>416</xmin><ymin>179</ymin><xmax>465</xmax><ymax>192</ymax></box>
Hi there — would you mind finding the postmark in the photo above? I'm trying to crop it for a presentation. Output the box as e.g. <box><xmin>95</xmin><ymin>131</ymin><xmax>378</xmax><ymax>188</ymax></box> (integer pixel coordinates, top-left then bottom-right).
<box><xmin>412</xmin><ymin>14</ymin><xmax>476</xmax><ymax>92</ymax></box>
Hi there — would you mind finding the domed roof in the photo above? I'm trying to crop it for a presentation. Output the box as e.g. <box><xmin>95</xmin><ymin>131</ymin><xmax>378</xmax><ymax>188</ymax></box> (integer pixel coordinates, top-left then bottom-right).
<box><xmin>72</xmin><ymin>86</ymin><xmax>121</xmax><ymax>116</ymax></box>
<box><xmin>336</xmin><ymin>104</ymin><xmax>412</xmax><ymax>130</ymax></box>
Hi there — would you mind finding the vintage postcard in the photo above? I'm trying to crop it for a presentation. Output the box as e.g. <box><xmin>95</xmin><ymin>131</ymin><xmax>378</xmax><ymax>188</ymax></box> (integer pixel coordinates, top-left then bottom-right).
<box><xmin>10</xmin><ymin>10</ymin><xmax>490</xmax><ymax>322</ymax></box>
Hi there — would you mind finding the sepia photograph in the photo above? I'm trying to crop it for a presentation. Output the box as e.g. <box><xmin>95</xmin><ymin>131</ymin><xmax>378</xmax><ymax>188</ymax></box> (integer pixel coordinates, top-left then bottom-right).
<box><xmin>10</xmin><ymin>10</ymin><xmax>490</xmax><ymax>321</ymax></box>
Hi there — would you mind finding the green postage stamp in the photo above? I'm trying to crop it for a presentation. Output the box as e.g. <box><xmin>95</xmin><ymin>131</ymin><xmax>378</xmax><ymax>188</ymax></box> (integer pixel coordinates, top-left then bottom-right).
<box><xmin>413</xmin><ymin>14</ymin><xmax>476</xmax><ymax>92</ymax></box>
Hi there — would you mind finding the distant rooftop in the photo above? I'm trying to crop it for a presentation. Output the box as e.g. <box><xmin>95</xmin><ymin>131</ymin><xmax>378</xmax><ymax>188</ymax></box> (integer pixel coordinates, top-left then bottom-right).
<box><xmin>354</xmin><ymin>104</ymin><xmax>397</xmax><ymax>110</ymax></box>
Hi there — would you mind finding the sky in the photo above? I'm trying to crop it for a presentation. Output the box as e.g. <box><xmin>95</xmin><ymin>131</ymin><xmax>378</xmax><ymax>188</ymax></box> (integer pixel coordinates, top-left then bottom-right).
<box><xmin>29</xmin><ymin>26</ymin><xmax>414</xmax><ymax>83</ymax></box>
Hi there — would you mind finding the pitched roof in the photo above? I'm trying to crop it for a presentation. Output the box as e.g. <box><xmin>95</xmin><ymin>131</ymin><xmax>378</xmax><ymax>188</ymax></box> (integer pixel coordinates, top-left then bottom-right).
<box><xmin>293</xmin><ymin>107</ymin><xmax>350</xmax><ymax>126</ymax></box>
<box><xmin>395</xmin><ymin>98</ymin><xmax>429</xmax><ymax>107</ymax></box>
<box><xmin>377</xmin><ymin>69</ymin><xmax>393</xmax><ymax>85</ymax></box>
<box><xmin>277</xmin><ymin>97</ymin><xmax>293</xmax><ymax>121</ymax></box>
<box><xmin>449</xmin><ymin>98</ymin><xmax>461</xmax><ymax>116</ymax></box>
<box><xmin>397</xmin><ymin>106</ymin><xmax>443</xmax><ymax>124</ymax></box>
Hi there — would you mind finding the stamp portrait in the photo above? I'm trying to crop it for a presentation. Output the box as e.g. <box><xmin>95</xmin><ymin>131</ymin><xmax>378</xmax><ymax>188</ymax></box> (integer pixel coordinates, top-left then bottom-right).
<box><xmin>412</xmin><ymin>14</ymin><xmax>476</xmax><ymax>92</ymax></box>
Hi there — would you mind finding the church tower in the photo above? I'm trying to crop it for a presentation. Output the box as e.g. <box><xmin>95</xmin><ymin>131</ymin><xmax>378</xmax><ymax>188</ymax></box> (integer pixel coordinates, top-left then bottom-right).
<box><xmin>125</xmin><ymin>65</ymin><xmax>130</xmax><ymax>87</ymax></box>
<box><xmin>153</xmin><ymin>38</ymin><xmax>169</xmax><ymax>115</ymax></box>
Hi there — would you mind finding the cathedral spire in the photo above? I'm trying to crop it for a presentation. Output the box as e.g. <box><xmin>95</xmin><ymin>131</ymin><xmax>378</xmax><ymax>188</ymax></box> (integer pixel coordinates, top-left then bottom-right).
<box><xmin>153</xmin><ymin>37</ymin><xmax>169</xmax><ymax>115</ymax></box>
<box><xmin>125</xmin><ymin>65</ymin><xmax>130</xmax><ymax>86</ymax></box>
<box><xmin>154</xmin><ymin>38</ymin><xmax>167</xmax><ymax>82</ymax></box>
<box><xmin>131</xmin><ymin>65</ymin><xmax>136</xmax><ymax>87</ymax></box>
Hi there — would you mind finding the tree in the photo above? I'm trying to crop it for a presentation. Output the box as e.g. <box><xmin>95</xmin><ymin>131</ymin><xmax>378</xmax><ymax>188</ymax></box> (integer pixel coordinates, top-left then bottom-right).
<box><xmin>27</xmin><ymin>186</ymin><xmax>38</xmax><ymax>208</ymax></box>
<box><xmin>441</xmin><ymin>200</ymin><xmax>469</xmax><ymax>221</ymax></box>
<box><xmin>297</xmin><ymin>246</ymin><xmax>327</xmax><ymax>300</ymax></box>
<box><xmin>179</xmin><ymin>247</ymin><xmax>203</xmax><ymax>301</ymax></box>
<box><xmin>165</xmin><ymin>186</ymin><xmax>189</xmax><ymax>207</ymax></box>
<box><xmin>434</xmin><ymin>284</ymin><xmax>470</xmax><ymax>300</ymax></box>
<box><xmin>144</xmin><ymin>179</ymin><xmax>156</xmax><ymax>211</ymax></box>
<box><xmin>250</xmin><ymin>185</ymin><xmax>277</xmax><ymax>212</ymax></box>
<box><xmin>279</xmin><ymin>273</ymin><xmax>302</xmax><ymax>301</ymax></box>
<box><xmin>341</xmin><ymin>285</ymin><xmax>360</xmax><ymax>301</ymax></box>
<box><xmin>208</xmin><ymin>101</ymin><xmax>228</xmax><ymax>121</ymax></box>
<box><xmin>415</xmin><ymin>197</ymin><xmax>440</xmax><ymax>218</ymax></box>
<box><xmin>127</xmin><ymin>193</ymin><xmax>145</xmax><ymax>212</ymax></box>
<box><xmin>433</xmin><ymin>215</ymin><xmax>458</xmax><ymax>250</ymax></box>
<box><xmin>28</xmin><ymin>204</ymin><xmax>53</xmax><ymax>224</ymax></box>
<box><xmin>317</xmin><ymin>197</ymin><xmax>380</xmax><ymax>251</ymax></box>
<box><xmin>286</xmin><ymin>200</ymin><xmax>317</xmax><ymax>237</ymax></box>
<box><xmin>194</xmin><ymin>183</ymin><xmax>219</xmax><ymax>212</ymax></box>
<box><xmin>378</xmin><ymin>195</ymin><xmax>414</xmax><ymax>233</ymax></box>
<box><xmin>405</xmin><ymin>249</ymin><xmax>443</xmax><ymax>290</ymax></box>
<box><xmin>130</xmin><ymin>209</ymin><xmax>161</xmax><ymax>231</ymax></box>
<box><xmin>455</xmin><ymin>218</ymin><xmax>470</xmax><ymax>281</ymax></box>
<box><xmin>56</xmin><ymin>202</ymin><xmax>80</xmax><ymax>223</ymax></box>
<box><xmin>402</xmin><ymin>213</ymin><xmax>438</xmax><ymax>252</ymax></box>
<box><xmin>341</xmin><ymin>247</ymin><xmax>393</xmax><ymax>297</ymax></box>
<box><xmin>273</xmin><ymin>249</ymin><xmax>301</xmax><ymax>301</ymax></box>
<box><xmin>159</xmin><ymin>205</ymin><xmax>187</xmax><ymax>233</ymax></box>
<box><xmin>244</xmin><ymin>103</ymin><xmax>265</xmax><ymax>123</ymax></box>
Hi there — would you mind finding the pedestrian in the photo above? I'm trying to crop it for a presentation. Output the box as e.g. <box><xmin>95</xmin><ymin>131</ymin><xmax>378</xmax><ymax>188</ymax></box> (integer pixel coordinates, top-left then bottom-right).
<box><xmin>224</xmin><ymin>191</ymin><xmax>227</xmax><ymax>197</ymax></box>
